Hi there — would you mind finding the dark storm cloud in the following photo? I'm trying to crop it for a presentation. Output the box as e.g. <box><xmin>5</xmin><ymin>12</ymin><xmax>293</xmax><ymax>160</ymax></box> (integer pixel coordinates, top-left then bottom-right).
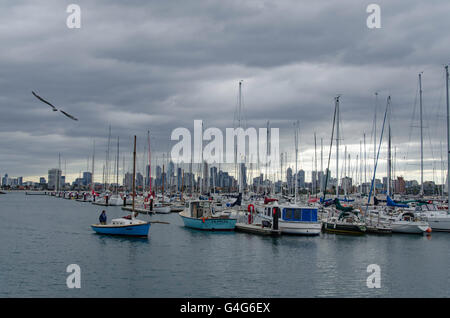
<box><xmin>0</xmin><ymin>0</ymin><xmax>449</xmax><ymax>182</ymax></box>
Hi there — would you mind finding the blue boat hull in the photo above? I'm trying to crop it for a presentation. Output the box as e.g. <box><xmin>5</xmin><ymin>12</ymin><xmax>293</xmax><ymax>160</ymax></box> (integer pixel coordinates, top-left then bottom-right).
<box><xmin>91</xmin><ymin>223</ymin><xmax>150</xmax><ymax>237</ymax></box>
<box><xmin>180</xmin><ymin>215</ymin><xmax>236</xmax><ymax>230</ymax></box>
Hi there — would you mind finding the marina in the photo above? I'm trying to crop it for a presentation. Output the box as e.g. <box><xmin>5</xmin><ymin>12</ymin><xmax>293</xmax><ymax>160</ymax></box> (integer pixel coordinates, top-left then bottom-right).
<box><xmin>2</xmin><ymin>0</ymin><xmax>450</xmax><ymax>304</ymax></box>
<box><xmin>1</xmin><ymin>191</ymin><xmax>449</xmax><ymax>298</ymax></box>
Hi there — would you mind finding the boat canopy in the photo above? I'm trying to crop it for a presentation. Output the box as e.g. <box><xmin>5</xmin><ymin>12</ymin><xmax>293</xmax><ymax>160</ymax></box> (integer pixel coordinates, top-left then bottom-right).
<box><xmin>387</xmin><ymin>196</ymin><xmax>409</xmax><ymax>208</ymax></box>
<box><xmin>334</xmin><ymin>198</ymin><xmax>353</xmax><ymax>212</ymax></box>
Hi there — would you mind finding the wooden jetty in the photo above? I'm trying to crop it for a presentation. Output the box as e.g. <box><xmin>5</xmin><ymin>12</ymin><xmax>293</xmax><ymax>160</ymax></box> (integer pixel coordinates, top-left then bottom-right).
<box><xmin>122</xmin><ymin>206</ymin><xmax>154</xmax><ymax>214</ymax></box>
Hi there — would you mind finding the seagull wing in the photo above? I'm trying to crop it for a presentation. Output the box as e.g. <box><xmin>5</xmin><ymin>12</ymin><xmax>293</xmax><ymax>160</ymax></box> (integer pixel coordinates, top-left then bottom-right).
<box><xmin>32</xmin><ymin>91</ymin><xmax>58</xmax><ymax>111</ymax></box>
<box><xmin>59</xmin><ymin>109</ymin><xmax>78</xmax><ymax>121</ymax></box>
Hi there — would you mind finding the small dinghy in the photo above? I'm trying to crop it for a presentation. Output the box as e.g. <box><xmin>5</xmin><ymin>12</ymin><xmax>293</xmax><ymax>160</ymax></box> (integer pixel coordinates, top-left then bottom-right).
<box><xmin>91</xmin><ymin>217</ymin><xmax>150</xmax><ymax>237</ymax></box>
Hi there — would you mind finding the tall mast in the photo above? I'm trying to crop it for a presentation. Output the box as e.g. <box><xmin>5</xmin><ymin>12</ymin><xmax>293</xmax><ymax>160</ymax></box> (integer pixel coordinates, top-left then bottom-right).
<box><xmin>58</xmin><ymin>153</ymin><xmax>61</xmax><ymax>192</ymax></box>
<box><xmin>314</xmin><ymin>132</ymin><xmax>317</xmax><ymax>197</ymax></box>
<box><xmin>320</xmin><ymin>137</ymin><xmax>323</xmax><ymax>193</ymax></box>
<box><xmin>344</xmin><ymin>146</ymin><xmax>347</xmax><ymax>196</ymax></box>
<box><xmin>116</xmin><ymin>137</ymin><xmax>119</xmax><ymax>194</ymax></box>
<box><xmin>106</xmin><ymin>125</ymin><xmax>111</xmax><ymax>191</ymax></box>
<box><xmin>387</xmin><ymin>96</ymin><xmax>392</xmax><ymax>197</ymax></box>
<box><xmin>374</xmin><ymin>92</ymin><xmax>378</xmax><ymax>194</ymax></box>
<box><xmin>419</xmin><ymin>73</ymin><xmax>424</xmax><ymax>196</ymax></box>
<box><xmin>91</xmin><ymin>139</ymin><xmax>95</xmax><ymax>192</ymax></box>
<box><xmin>336</xmin><ymin>96</ymin><xmax>340</xmax><ymax>198</ymax></box>
<box><xmin>266</xmin><ymin>120</ymin><xmax>269</xmax><ymax>194</ymax></box>
<box><xmin>147</xmin><ymin>130</ymin><xmax>152</xmax><ymax>195</ymax></box>
<box><xmin>132</xmin><ymin>135</ymin><xmax>136</xmax><ymax>216</ymax></box>
<box><xmin>294</xmin><ymin>120</ymin><xmax>299</xmax><ymax>203</ymax></box>
<box><xmin>445</xmin><ymin>65</ymin><xmax>449</xmax><ymax>206</ymax></box>
<box><xmin>364</xmin><ymin>132</ymin><xmax>367</xmax><ymax>193</ymax></box>
<box><xmin>360</xmin><ymin>140</ymin><xmax>362</xmax><ymax>193</ymax></box>
<box><xmin>162</xmin><ymin>163</ymin><xmax>165</xmax><ymax>201</ymax></box>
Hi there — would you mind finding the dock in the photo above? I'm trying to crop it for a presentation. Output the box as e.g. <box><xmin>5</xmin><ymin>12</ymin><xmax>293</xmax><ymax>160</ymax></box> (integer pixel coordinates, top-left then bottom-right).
<box><xmin>25</xmin><ymin>191</ymin><xmax>48</xmax><ymax>195</ymax></box>
<box><xmin>92</xmin><ymin>202</ymin><xmax>110</xmax><ymax>206</ymax></box>
<box><xmin>121</xmin><ymin>206</ymin><xmax>154</xmax><ymax>214</ymax></box>
<box><xmin>235</xmin><ymin>223</ymin><xmax>281</xmax><ymax>236</ymax></box>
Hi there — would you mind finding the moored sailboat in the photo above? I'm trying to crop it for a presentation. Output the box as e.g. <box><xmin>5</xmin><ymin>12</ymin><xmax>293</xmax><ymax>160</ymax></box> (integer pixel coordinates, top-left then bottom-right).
<box><xmin>91</xmin><ymin>136</ymin><xmax>150</xmax><ymax>237</ymax></box>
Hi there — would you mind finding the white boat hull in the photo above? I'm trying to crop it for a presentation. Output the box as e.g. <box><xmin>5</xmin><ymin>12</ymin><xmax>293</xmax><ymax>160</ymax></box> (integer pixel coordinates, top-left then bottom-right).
<box><xmin>278</xmin><ymin>220</ymin><xmax>322</xmax><ymax>235</ymax></box>
<box><xmin>425</xmin><ymin>217</ymin><xmax>450</xmax><ymax>232</ymax></box>
<box><xmin>391</xmin><ymin>221</ymin><xmax>430</xmax><ymax>234</ymax></box>
<box><xmin>154</xmin><ymin>206</ymin><xmax>171</xmax><ymax>213</ymax></box>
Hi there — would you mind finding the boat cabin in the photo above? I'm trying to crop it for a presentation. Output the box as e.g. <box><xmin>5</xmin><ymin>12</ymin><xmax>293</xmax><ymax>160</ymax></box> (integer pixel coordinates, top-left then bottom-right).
<box><xmin>262</xmin><ymin>206</ymin><xmax>318</xmax><ymax>222</ymax></box>
<box><xmin>187</xmin><ymin>200</ymin><xmax>212</xmax><ymax>218</ymax></box>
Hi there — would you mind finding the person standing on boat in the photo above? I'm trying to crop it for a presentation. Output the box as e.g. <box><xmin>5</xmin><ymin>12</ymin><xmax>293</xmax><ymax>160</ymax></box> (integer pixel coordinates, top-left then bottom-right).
<box><xmin>99</xmin><ymin>210</ymin><xmax>107</xmax><ymax>225</ymax></box>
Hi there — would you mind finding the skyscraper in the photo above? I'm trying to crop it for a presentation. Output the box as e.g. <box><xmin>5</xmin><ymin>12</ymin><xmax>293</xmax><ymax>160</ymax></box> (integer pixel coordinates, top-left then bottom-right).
<box><xmin>48</xmin><ymin>168</ymin><xmax>62</xmax><ymax>190</ymax></box>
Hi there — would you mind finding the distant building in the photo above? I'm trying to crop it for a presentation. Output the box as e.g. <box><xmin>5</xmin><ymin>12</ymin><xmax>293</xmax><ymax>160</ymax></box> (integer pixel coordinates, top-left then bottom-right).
<box><xmin>1</xmin><ymin>174</ymin><xmax>8</xmax><ymax>186</ymax></box>
<box><xmin>48</xmin><ymin>168</ymin><xmax>62</xmax><ymax>190</ymax></box>
<box><xmin>124</xmin><ymin>172</ymin><xmax>133</xmax><ymax>191</ymax></box>
<box><xmin>297</xmin><ymin>169</ymin><xmax>305</xmax><ymax>188</ymax></box>
<box><xmin>136</xmin><ymin>172</ymin><xmax>144</xmax><ymax>188</ymax></box>
<box><xmin>82</xmin><ymin>172</ymin><xmax>92</xmax><ymax>186</ymax></box>
<box><xmin>286</xmin><ymin>168</ymin><xmax>293</xmax><ymax>192</ymax></box>
<box><xmin>394</xmin><ymin>176</ymin><xmax>406</xmax><ymax>194</ymax></box>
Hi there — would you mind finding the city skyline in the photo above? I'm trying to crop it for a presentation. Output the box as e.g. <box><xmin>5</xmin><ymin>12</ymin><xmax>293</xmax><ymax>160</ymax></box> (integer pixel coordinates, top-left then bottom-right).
<box><xmin>1</xmin><ymin>1</ymin><xmax>449</xmax><ymax>185</ymax></box>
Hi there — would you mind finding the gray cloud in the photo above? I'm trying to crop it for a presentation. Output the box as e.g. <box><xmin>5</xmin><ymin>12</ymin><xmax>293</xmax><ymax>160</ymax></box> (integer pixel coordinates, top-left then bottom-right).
<box><xmin>0</xmin><ymin>0</ymin><xmax>449</xmax><ymax>183</ymax></box>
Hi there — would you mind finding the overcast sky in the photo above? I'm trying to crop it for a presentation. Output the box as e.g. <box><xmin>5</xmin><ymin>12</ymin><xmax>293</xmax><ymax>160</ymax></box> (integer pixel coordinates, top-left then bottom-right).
<box><xmin>1</xmin><ymin>0</ymin><xmax>449</xmax><ymax>184</ymax></box>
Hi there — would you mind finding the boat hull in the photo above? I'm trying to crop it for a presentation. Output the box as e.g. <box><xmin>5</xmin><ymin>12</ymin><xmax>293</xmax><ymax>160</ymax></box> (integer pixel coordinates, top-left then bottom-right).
<box><xmin>91</xmin><ymin>222</ymin><xmax>150</xmax><ymax>237</ymax></box>
<box><xmin>423</xmin><ymin>217</ymin><xmax>450</xmax><ymax>232</ymax></box>
<box><xmin>154</xmin><ymin>206</ymin><xmax>171</xmax><ymax>214</ymax></box>
<box><xmin>391</xmin><ymin>222</ymin><xmax>430</xmax><ymax>234</ymax></box>
<box><xmin>323</xmin><ymin>222</ymin><xmax>366</xmax><ymax>235</ymax></box>
<box><xmin>180</xmin><ymin>214</ymin><xmax>236</xmax><ymax>230</ymax></box>
<box><xmin>278</xmin><ymin>220</ymin><xmax>322</xmax><ymax>235</ymax></box>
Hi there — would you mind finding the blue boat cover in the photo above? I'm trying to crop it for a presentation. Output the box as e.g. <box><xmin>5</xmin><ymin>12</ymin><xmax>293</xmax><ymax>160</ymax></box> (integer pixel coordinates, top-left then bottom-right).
<box><xmin>387</xmin><ymin>196</ymin><xmax>409</xmax><ymax>208</ymax></box>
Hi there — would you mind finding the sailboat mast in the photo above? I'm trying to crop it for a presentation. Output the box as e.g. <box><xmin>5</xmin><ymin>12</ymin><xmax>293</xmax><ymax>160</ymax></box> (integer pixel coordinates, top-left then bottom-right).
<box><xmin>387</xmin><ymin>96</ymin><xmax>392</xmax><ymax>197</ymax></box>
<box><xmin>147</xmin><ymin>130</ymin><xmax>152</xmax><ymax>195</ymax></box>
<box><xmin>132</xmin><ymin>135</ymin><xmax>136</xmax><ymax>215</ymax></box>
<box><xmin>314</xmin><ymin>132</ymin><xmax>317</xmax><ymax>197</ymax></box>
<box><xmin>360</xmin><ymin>140</ymin><xmax>362</xmax><ymax>193</ymax></box>
<box><xmin>295</xmin><ymin>122</ymin><xmax>298</xmax><ymax>202</ymax></box>
<box><xmin>336</xmin><ymin>96</ymin><xmax>340</xmax><ymax>197</ymax></box>
<box><xmin>116</xmin><ymin>137</ymin><xmax>119</xmax><ymax>194</ymax></box>
<box><xmin>344</xmin><ymin>146</ymin><xmax>347</xmax><ymax>196</ymax></box>
<box><xmin>320</xmin><ymin>137</ymin><xmax>323</xmax><ymax>193</ymax></box>
<box><xmin>91</xmin><ymin>139</ymin><xmax>95</xmax><ymax>192</ymax></box>
<box><xmin>419</xmin><ymin>73</ymin><xmax>424</xmax><ymax>196</ymax></box>
<box><xmin>374</xmin><ymin>92</ymin><xmax>378</xmax><ymax>194</ymax></box>
<box><xmin>364</xmin><ymin>132</ymin><xmax>367</xmax><ymax>193</ymax></box>
<box><xmin>445</xmin><ymin>65</ymin><xmax>449</xmax><ymax>206</ymax></box>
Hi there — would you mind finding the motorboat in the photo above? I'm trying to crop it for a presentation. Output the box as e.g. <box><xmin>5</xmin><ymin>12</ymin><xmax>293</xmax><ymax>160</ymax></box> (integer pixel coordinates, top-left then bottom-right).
<box><xmin>179</xmin><ymin>200</ymin><xmax>237</xmax><ymax>230</ymax></box>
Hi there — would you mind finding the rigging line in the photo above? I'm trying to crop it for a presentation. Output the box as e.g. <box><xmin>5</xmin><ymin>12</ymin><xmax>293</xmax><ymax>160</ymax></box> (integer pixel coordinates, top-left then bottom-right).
<box><xmin>366</xmin><ymin>97</ymin><xmax>390</xmax><ymax>212</ymax></box>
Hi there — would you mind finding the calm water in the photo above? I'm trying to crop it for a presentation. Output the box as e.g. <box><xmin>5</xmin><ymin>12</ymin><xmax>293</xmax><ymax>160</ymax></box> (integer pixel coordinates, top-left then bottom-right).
<box><xmin>0</xmin><ymin>192</ymin><xmax>449</xmax><ymax>298</ymax></box>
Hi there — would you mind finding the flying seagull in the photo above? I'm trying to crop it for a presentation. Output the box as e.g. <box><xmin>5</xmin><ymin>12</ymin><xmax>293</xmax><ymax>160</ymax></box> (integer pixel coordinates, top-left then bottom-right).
<box><xmin>31</xmin><ymin>91</ymin><xmax>78</xmax><ymax>121</ymax></box>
